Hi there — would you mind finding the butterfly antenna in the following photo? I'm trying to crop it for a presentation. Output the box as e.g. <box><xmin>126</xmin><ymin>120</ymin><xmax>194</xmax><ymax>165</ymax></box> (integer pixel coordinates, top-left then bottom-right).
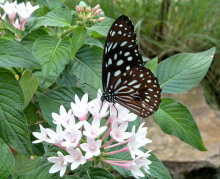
<box><xmin>82</xmin><ymin>83</ymin><xmax>102</xmax><ymax>96</ymax></box>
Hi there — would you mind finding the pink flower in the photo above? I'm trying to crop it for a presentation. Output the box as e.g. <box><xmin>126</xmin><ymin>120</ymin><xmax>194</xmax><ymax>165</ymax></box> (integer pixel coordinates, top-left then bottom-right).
<box><xmin>48</xmin><ymin>151</ymin><xmax>68</xmax><ymax>177</ymax></box>
<box><xmin>32</xmin><ymin>124</ymin><xmax>47</xmax><ymax>143</ymax></box>
<box><xmin>88</xmin><ymin>90</ymin><xmax>109</xmax><ymax>120</ymax></box>
<box><xmin>110</xmin><ymin>103</ymin><xmax>137</xmax><ymax>123</ymax></box>
<box><xmin>110</xmin><ymin>121</ymin><xmax>132</xmax><ymax>142</ymax></box>
<box><xmin>61</xmin><ymin>128</ymin><xmax>82</xmax><ymax>148</ymax></box>
<box><xmin>71</xmin><ymin>94</ymin><xmax>89</xmax><ymax>121</ymax></box>
<box><xmin>46</xmin><ymin>124</ymin><xmax>64</xmax><ymax>145</ymax></box>
<box><xmin>83</xmin><ymin>118</ymin><xmax>107</xmax><ymax>139</ymax></box>
<box><xmin>65</xmin><ymin>148</ymin><xmax>86</xmax><ymax>170</ymax></box>
<box><xmin>128</xmin><ymin>123</ymin><xmax>152</xmax><ymax>159</ymax></box>
<box><xmin>80</xmin><ymin>138</ymin><xmax>102</xmax><ymax>159</ymax></box>
<box><xmin>52</xmin><ymin>105</ymin><xmax>73</xmax><ymax>126</ymax></box>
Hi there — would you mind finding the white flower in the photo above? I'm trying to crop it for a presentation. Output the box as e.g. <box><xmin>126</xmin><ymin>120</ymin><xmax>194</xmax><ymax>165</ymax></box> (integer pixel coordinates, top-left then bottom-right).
<box><xmin>128</xmin><ymin>123</ymin><xmax>152</xmax><ymax>159</ymax></box>
<box><xmin>61</xmin><ymin>115</ymin><xmax>84</xmax><ymax>131</ymax></box>
<box><xmin>80</xmin><ymin>138</ymin><xmax>102</xmax><ymax>159</ymax></box>
<box><xmin>0</xmin><ymin>1</ymin><xmax>17</xmax><ymax>19</ymax></box>
<box><xmin>48</xmin><ymin>151</ymin><xmax>68</xmax><ymax>177</ymax></box>
<box><xmin>71</xmin><ymin>94</ymin><xmax>89</xmax><ymax>121</ymax></box>
<box><xmin>13</xmin><ymin>18</ymin><xmax>20</xmax><ymax>29</ymax></box>
<box><xmin>88</xmin><ymin>90</ymin><xmax>109</xmax><ymax>120</ymax></box>
<box><xmin>83</xmin><ymin>118</ymin><xmax>107</xmax><ymax>139</ymax></box>
<box><xmin>65</xmin><ymin>148</ymin><xmax>86</xmax><ymax>170</ymax></box>
<box><xmin>16</xmin><ymin>2</ymin><xmax>39</xmax><ymax>19</ymax></box>
<box><xmin>52</xmin><ymin>105</ymin><xmax>73</xmax><ymax>126</ymax></box>
<box><xmin>130</xmin><ymin>151</ymin><xmax>152</xmax><ymax>178</ymax></box>
<box><xmin>110</xmin><ymin>121</ymin><xmax>132</xmax><ymax>142</ymax></box>
<box><xmin>46</xmin><ymin>124</ymin><xmax>64</xmax><ymax>144</ymax></box>
<box><xmin>61</xmin><ymin>128</ymin><xmax>82</xmax><ymax>148</ymax></box>
<box><xmin>32</xmin><ymin>124</ymin><xmax>47</xmax><ymax>143</ymax></box>
<box><xmin>110</xmin><ymin>103</ymin><xmax>137</xmax><ymax>122</ymax></box>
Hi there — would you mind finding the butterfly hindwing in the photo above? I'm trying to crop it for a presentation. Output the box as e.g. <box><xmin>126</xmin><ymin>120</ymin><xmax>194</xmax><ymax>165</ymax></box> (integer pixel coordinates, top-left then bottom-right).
<box><xmin>109</xmin><ymin>66</ymin><xmax>161</xmax><ymax>118</ymax></box>
<box><xmin>102</xmin><ymin>15</ymin><xmax>143</xmax><ymax>91</ymax></box>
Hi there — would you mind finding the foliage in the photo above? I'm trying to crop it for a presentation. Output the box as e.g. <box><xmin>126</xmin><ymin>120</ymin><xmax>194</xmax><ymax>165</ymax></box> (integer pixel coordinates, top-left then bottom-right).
<box><xmin>0</xmin><ymin>0</ymin><xmax>216</xmax><ymax>178</ymax></box>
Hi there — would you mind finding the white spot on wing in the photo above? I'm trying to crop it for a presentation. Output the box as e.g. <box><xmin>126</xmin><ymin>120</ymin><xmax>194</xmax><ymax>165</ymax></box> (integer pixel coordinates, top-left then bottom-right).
<box><xmin>114</xmin><ymin>70</ymin><xmax>121</xmax><ymax>77</ymax></box>
<box><xmin>133</xmin><ymin>84</ymin><xmax>141</xmax><ymax>88</ymax></box>
<box><xmin>116</xmin><ymin>60</ymin><xmax>124</xmax><ymax>66</ymax></box>
<box><xmin>126</xmin><ymin>66</ymin><xmax>130</xmax><ymax>70</ymax></box>
<box><xmin>114</xmin><ymin>54</ymin><xmax>117</xmax><ymax>60</ymax></box>
<box><xmin>127</xmin><ymin>56</ymin><xmax>133</xmax><ymax>61</ymax></box>
<box><xmin>124</xmin><ymin>52</ymin><xmax>130</xmax><ymax>56</ymax></box>
<box><xmin>112</xmin><ymin>42</ymin><xmax>117</xmax><ymax>49</ymax></box>
<box><xmin>121</xmin><ymin>41</ymin><xmax>127</xmax><ymax>47</ymax></box>
<box><xmin>128</xmin><ymin>80</ymin><xmax>137</xmax><ymax>86</ymax></box>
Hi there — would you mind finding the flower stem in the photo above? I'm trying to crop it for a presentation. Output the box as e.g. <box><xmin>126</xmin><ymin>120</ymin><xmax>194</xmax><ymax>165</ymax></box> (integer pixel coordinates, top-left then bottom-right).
<box><xmin>104</xmin><ymin>139</ymin><xmax>129</xmax><ymax>149</ymax></box>
<box><xmin>104</xmin><ymin>146</ymin><xmax>128</xmax><ymax>155</ymax></box>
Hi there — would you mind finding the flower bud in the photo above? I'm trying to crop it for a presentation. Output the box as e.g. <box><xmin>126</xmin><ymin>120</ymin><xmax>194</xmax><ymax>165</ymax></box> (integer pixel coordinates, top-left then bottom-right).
<box><xmin>78</xmin><ymin>15</ymin><xmax>83</xmax><ymax>19</ymax></box>
<box><xmin>86</xmin><ymin>15</ymin><xmax>92</xmax><ymax>20</ymax></box>
<box><xmin>80</xmin><ymin>6</ymin><xmax>85</xmax><ymax>12</ymax></box>
<box><xmin>94</xmin><ymin>9</ymin><xmax>102</xmax><ymax>16</ymax></box>
<box><xmin>86</xmin><ymin>7</ymin><xmax>91</xmax><ymax>13</ymax></box>
<box><xmin>93</xmin><ymin>4</ymin><xmax>100</xmax><ymax>13</ymax></box>
<box><xmin>92</xmin><ymin>19</ymin><xmax>98</xmax><ymax>23</ymax></box>
<box><xmin>75</xmin><ymin>5</ymin><xmax>81</xmax><ymax>13</ymax></box>
<box><xmin>97</xmin><ymin>17</ymin><xmax>105</xmax><ymax>22</ymax></box>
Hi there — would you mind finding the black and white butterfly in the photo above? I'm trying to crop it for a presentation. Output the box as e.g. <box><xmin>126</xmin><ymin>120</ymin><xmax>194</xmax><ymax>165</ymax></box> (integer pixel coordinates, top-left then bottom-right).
<box><xmin>101</xmin><ymin>15</ymin><xmax>161</xmax><ymax>118</ymax></box>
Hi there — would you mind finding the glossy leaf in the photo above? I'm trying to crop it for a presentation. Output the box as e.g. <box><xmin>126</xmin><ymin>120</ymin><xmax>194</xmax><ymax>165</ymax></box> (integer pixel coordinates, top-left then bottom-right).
<box><xmin>0</xmin><ymin>38</ymin><xmax>40</xmax><ymax>69</ymax></box>
<box><xmin>145</xmin><ymin>57</ymin><xmax>158</xmax><ymax>74</ymax></box>
<box><xmin>19</xmin><ymin>71</ymin><xmax>39</xmax><ymax>108</ymax></box>
<box><xmin>83</xmin><ymin>168</ymin><xmax>115</xmax><ymax>179</ymax></box>
<box><xmin>34</xmin><ymin>9</ymin><xmax>72</xmax><ymax>28</ymax></box>
<box><xmin>71</xmin><ymin>27</ymin><xmax>87</xmax><ymax>58</ymax></box>
<box><xmin>156</xmin><ymin>48</ymin><xmax>215</xmax><ymax>93</ymax></box>
<box><xmin>0</xmin><ymin>139</ymin><xmax>15</xmax><ymax>178</ymax></box>
<box><xmin>33</xmin><ymin>36</ymin><xmax>71</xmax><ymax>88</ymax></box>
<box><xmin>0</xmin><ymin>69</ymin><xmax>31</xmax><ymax>154</ymax></box>
<box><xmin>153</xmin><ymin>98</ymin><xmax>206</xmax><ymax>151</ymax></box>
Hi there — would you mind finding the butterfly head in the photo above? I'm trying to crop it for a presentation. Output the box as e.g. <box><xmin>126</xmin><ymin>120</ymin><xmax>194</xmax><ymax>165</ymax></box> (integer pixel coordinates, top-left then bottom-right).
<box><xmin>101</xmin><ymin>91</ymin><xmax>115</xmax><ymax>103</ymax></box>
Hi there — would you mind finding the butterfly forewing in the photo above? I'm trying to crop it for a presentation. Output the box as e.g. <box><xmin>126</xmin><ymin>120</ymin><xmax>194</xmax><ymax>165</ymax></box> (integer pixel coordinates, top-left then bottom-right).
<box><xmin>102</xmin><ymin>15</ymin><xmax>161</xmax><ymax>118</ymax></box>
<box><xmin>110</xmin><ymin>67</ymin><xmax>161</xmax><ymax>118</ymax></box>
<box><xmin>102</xmin><ymin>15</ymin><xmax>143</xmax><ymax>90</ymax></box>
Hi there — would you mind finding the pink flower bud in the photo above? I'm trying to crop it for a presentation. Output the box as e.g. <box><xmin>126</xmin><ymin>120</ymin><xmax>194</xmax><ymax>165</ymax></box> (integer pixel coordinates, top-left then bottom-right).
<box><xmin>80</xmin><ymin>6</ymin><xmax>85</xmax><ymax>12</ymax></box>
<box><xmin>86</xmin><ymin>7</ymin><xmax>91</xmax><ymax>13</ymax></box>
<box><xmin>78</xmin><ymin>15</ymin><xmax>83</xmax><ymax>19</ymax></box>
<box><xmin>94</xmin><ymin>9</ymin><xmax>102</xmax><ymax>16</ymax></box>
<box><xmin>97</xmin><ymin>17</ymin><xmax>105</xmax><ymax>22</ymax></box>
<box><xmin>86</xmin><ymin>15</ymin><xmax>92</xmax><ymax>20</ymax></box>
<box><xmin>75</xmin><ymin>5</ymin><xmax>81</xmax><ymax>13</ymax></box>
<box><xmin>93</xmin><ymin>4</ymin><xmax>100</xmax><ymax>13</ymax></box>
<box><xmin>92</xmin><ymin>19</ymin><xmax>98</xmax><ymax>23</ymax></box>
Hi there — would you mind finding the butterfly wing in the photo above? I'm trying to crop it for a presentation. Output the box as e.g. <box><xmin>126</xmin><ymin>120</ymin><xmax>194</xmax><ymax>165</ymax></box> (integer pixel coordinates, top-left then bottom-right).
<box><xmin>102</xmin><ymin>15</ymin><xmax>143</xmax><ymax>91</ymax></box>
<box><xmin>110</xmin><ymin>66</ymin><xmax>161</xmax><ymax>118</ymax></box>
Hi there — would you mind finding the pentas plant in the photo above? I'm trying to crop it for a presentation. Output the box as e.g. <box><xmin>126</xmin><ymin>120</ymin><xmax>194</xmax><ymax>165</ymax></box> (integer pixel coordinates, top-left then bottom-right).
<box><xmin>33</xmin><ymin>91</ymin><xmax>152</xmax><ymax>178</ymax></box>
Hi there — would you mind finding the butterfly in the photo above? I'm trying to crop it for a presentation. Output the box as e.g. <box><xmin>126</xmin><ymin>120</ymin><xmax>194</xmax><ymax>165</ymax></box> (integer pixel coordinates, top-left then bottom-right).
<box><xmin>101</xmin><ymin>15</ymin><xmax>161</xmax><ymax>118</ymax></box>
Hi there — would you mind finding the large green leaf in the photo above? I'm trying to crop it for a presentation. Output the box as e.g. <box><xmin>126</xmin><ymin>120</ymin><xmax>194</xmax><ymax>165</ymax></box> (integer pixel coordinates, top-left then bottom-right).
<box><xmin>13</xmin><ymin>154</ymin><xmax>41</xmax><ymax>175</ymax></box>
<box><xmin>33</xmin><ymin>36</ymin><xmax>71</xmax><ymax>89</ymax></box>
<box><xmin>0</xmin><ymin>139</ymin><xmax>15</xmax><ymax>178</ymax></box>
<box><xmin>19</xmin><ymin>71</ymin><xmax>39</xmax><ymax>108</ymax></box>
<box><xmin>156</xmin><ymin>48</ymin><xmax>215</xmax><ymax>93</ymax></box>
<box><xmin>153</xmin><ymin>98</ymin><xmax>206</xmax><ymax>151</ymax></box>
<box><xmin>83</xmin><ymin>168</ymin><xmax>115</xmax><ymax>179</ymax></box>
<box><xmin>37</xmin><ymin>87</ymin><xmax>83</xmax><ymax>126</ymax></box>
<box><xmin>145</xmin><ymin>57</ymin><xmax>158</xmax><ymax>74</ymax></box>
<box><xmin>34</xmin><ymin>9</ymin><xmax>72</xmax><ymax>28</ymax></box>
<box><xmin>37</xmin><ymin>0</ymin><xmax>64</xmax><ymax>9</ymax></box>
<box><xmin>0</xmin><ymin>38</ymin><xmax>40</xmax><ymax>69</ymax></box>
<box><xmin>88</xmin><ymin>17</ymin><xmax>114</xmax><ymax>37</ymax></box>
<box><xmin>0</xmin><ymin>69</ymin><xmax>31</xmax><ymax>154</ymax></box>
<box><xmin>71</xmin><ymin>46</ymin><xmax>102</xmax><ymax>97</ymax></box>
<box><xmin>71</xmin><ymin>27</ymin><xmax>87</xmax><ymax>58</ymax></box>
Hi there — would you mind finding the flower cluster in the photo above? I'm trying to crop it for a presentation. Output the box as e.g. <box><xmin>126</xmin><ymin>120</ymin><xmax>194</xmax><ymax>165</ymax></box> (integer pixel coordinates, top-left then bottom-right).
<box><xmin>0</xmin><ymin>1</ymin><xmax>39</xmax><ymax>30</ymax></box>
<box><xmin>33</xmin><ymin>91</ymin><xmax>152</xmax><ymax>178</ymax></box>
<box><xmin>75</xmin><ymin>4</ymin><xmax>105</xmax><ymax>25</ymax></box>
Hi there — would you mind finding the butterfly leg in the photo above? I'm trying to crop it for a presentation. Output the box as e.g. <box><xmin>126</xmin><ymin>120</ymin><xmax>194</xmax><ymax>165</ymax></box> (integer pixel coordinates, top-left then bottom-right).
<box><xmin>113</xmin><ymin>103</ymin><xmax>119</xmax><ymax>117</ymax></box>
<box><xmin>99</xmin><ymin>101</ymin><xmax>103</xmax><ymax>113</ymax></box>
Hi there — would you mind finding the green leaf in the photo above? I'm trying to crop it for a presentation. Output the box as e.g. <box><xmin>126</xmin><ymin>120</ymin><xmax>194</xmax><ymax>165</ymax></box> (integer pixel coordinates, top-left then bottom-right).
<box><xmin>0</xmin><ymin>69</ymin><xmax>31</xmax><ymax>154</ymax></box>
<box><xmin>71</xmin><ymin>27</ymin><xmax>87</xmax><ymax>58</ymax></box>
<box><xmin>85</xmin><ymin>37</ymin><xmax>104</xmax><ymax>49</ymax></box>
<box><xmin>147</xmin><ymin>154</ymin><xmax>171</xmax><ymax>179</ymax></box>
<box><xmin>153</xmin><ymin>98</ymin><xmax>206</xmax><ymax>151</ymax></box>
<box><xmin>84</xmin><ymin>168</ymin><xmax>115</xmax><ymax>179</ymax></box>
<box><xmin>33</xmin><ymin>36</ymin><xmax>71</xmax><ymax>89</ymax></box>
<box><xmin>88</xmin><ymin>17</ymin><xmax>114</xmax><ymax>37</ymax></box>
<box><xmin>37</xmin><ymin>0</ymin><xmax>64</xmax><ymax>9</ymax></box>
<box><xmin>34</xmin><ymin>9</ymin><xmax>72</xmax><ymax>28</ymax></box>
<box><xmin>72</xmin><ymin>46</ymin><xmax>102</xmax><ymax>97</ymax></box>
<box><xmin>145</xmin><ymin>57</ymin><xmax>158</xmax><ymax>74</ymax></box>
<box><xmin>24</xmin><ymin>103</ymin><xmax>42</xmax><ymax>125</ymax></box>
<box><xmin>37</xmin><ymin>87</ymin><xmax>83</xmax><ymax>126</ymax></box>
<box><xmin>13</xmin><ymin>154</ymin><xmax>41</xmax><ymax>175</ymax></box>
<box><xmin>19</xmin><ymin>71</ymin><xmax>39</xmax><ymax>108</ymax></box>
<box><xmin>156</xmin><ymin>48</ymin><xmax>215</xmax><ymax>93</ymax></box>
<box><xmin>0</xmin><ymin>139</ymin><xmax>15</xmax><ymax>178</ymax></box>
<box><xmin>0</xmin><ymin>38</ymin><xmax>40</xmax><ymax>69</ymax></box>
